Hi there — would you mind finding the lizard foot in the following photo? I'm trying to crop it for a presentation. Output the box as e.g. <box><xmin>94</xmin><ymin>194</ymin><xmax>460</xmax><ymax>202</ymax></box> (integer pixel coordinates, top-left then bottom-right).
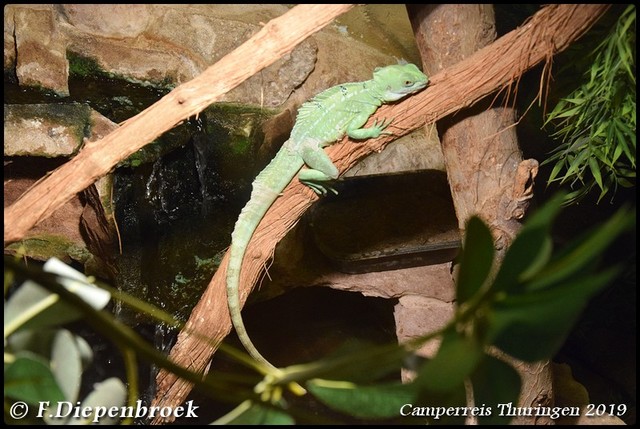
<box><xmin>372</xmin><ymin>118</ymin><xmax>394</xmax><ymax>137</ymax></box>
<box><xmin>303</xmin><ymin>180</ymin><xmax>339</xmax><ymax>196</ymax></box>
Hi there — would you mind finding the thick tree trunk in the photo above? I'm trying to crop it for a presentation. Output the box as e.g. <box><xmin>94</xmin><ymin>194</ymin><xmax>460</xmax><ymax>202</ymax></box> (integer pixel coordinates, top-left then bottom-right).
<box><xmin>408</xmin><ymin>4</ymin><xmax>539</xmax><ymax>253</ymax></box>
<box><xmin>407</xmin><ymin>4</ymin><xmax>549</xmax><ymax>424</ymax></box>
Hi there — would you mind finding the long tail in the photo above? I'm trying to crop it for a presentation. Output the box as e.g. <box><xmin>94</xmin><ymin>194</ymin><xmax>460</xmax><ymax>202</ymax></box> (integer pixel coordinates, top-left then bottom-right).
<box><xmin>227</xmin><ymin>186</ymin><xmax>279</xmax><ymax>369</ymax></box>
<box><xmin>226</xmin><ymin>146</ymin><xmax>301</xmax><ymax>370</ymax></box>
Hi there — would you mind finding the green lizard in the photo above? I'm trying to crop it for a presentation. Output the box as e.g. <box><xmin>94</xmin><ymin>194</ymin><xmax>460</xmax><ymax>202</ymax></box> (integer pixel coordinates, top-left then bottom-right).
<box><xmin>227</xmin><ymin>63</ymin><xmax>429</xmax><ymax>371</ymax></box>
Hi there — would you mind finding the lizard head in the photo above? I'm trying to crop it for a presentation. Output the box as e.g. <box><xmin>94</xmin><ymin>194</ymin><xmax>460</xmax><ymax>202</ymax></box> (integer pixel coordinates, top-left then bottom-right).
<box><xmin>373</xmin><ymin>63</ymin><xmax>429</xmax><ymax>102</ymax></box>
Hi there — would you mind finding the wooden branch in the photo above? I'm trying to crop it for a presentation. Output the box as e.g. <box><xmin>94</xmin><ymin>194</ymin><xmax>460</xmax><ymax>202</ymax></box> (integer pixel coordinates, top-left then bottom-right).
<box><xmin>3</xmin><ymin>4</ymin><xmax>356</xmax><ymax>246</ymax></box>
<box><xmin>151</xmin><ymin>3</ymin><xmax>609</xmax><ymax>418</ymax></box>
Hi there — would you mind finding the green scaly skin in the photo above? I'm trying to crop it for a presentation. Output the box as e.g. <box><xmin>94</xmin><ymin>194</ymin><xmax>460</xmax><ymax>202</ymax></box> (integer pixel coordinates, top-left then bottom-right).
<box><xmin>227</xmin><ymin>63</ymin><xmax>429</xmax><ymax>371</ymax></box>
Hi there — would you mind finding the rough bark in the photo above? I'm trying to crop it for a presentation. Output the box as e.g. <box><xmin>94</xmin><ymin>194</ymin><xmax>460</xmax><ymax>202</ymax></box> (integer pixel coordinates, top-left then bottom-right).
<box><xmin>3</xmin><ymin>3</ymin><xmax>356</xmax><ymax>246</ymax></box>
<box><xmin>407</xmin><ymin>4</ymin><xmax>549</xmax><ymax>424</ymax></box>
<box><xmin>151</xmin><ymin>4</ymin><xmax>609</xmax><ymax>422</ymax></box>
<box><xmin>408</xmin><ymin>4</ymin><xmax>540</xmax><ymax>251</ymax></box>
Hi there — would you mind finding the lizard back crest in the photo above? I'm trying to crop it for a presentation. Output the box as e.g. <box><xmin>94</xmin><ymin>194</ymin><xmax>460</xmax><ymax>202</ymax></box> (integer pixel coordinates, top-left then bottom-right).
<box><xmin>294</xmin><ymin>82</ymin><xmax>366</xmax><ymax>125</ymax></box>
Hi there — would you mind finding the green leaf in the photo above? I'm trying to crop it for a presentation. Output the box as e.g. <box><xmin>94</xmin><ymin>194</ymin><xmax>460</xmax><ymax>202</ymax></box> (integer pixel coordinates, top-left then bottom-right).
<box><xmin>4</xmin><ymin>280</ymin><xmax>72</xmax><ymax>334</ymax></box>
<box><xmin>588</xmin><ymin>156</ymin><xmax>604</xmax><ymax>190</ymax></box>
<box><xmin>544</xmin><ymin>3</ymin><xmax>635</xmax><ymax>204</ymax></box>
<box><xmin>471</xmin><ymin>356</ymin><xmax>521</xmax><ymax>425</ymax></box>
<box><xmin>561</xmin><ymin>97</ymin><xmax>586</xmax><ymax>105</ymax></box>
<box><xmin>563</xmin><ymin>149</ymin><xmax>589</xmax><ymax>179</ymax></box>
<box><xmin>591</xmin><ymin>120</ymin><xmax>610</xmax><ymax>140</ymax></box>
<box><xmin>413</xmin><ymin>384</ymin><xmax>468</xmax><ymax>424</ymax></box>
<box><xmin>592</xmin><ymin>145</ymin><xmax>615</xmax><ymax>168</ymax></box>
<box><xmin>279</xmin><ymin>340</ymin><xmax>408</xmax><ymax>385</ymax></box>
<box><xmin>547</xmin><ymin>159</ymin><xmax>566</xmax><ymax>183</ymax></box>
<box><xmin>416</xmin><ymin>329</ymin><xmax>483</xmax><ymax>392</ymax></box>
<box><xmin>529</xmin><ymin>206</ymin><xmax>634</xmax><ymax>290</ymax></box>
<box><xmin>614</xmin><ymin>123</ymin><xmax>636</xmax><ymax>165</ymax></box>
<box><xmin>491</xmin><ymin>193</ymin><xmax>565</xmax><ymax>293</ymax></box>
<box><xmin>212</xmin><ymin>400</ymin><xmax>294</xmax><ymax>425</ymax></box>
<box><xmin>4</xmin><ymin>352</ymin><xmax>66</xmax><ymax>405</ymax></box>
<box><xmin>456</xmin><ymin>216</ymin><xmax>495</xmax><ymax>303</ymax></box>
<box><xmin>617</xmin><ymin>176</ymin><xmax>635</xmax><ymax>187</ymax></box>
<box><xmin>596</xmin><ymin>182</ymin><xmax>611</xmax><ymax>204</ymax></box>
<box><xmin>307</xmin><ymin>379</ymin><xmax>418</xmax><ymax>419</ymax></box>
<box><xmin>552</xmin><ymin>104</ymin><xmax>583</xmax><ymax>119</ymax></box>
<box><xmin>487</xmin><ymin>267</ymin><xmax>620</xmax><ymax>362</ymax></box>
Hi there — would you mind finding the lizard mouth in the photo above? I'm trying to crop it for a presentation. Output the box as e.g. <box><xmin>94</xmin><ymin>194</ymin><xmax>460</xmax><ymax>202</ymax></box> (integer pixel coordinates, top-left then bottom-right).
<box><xmin>385</xmin><ymin>80</ymin><xmax>428</xmax><ymax>101</ymax></box>
<box><xmin>404</xmin><ymin>81</ymin><xmax>428</xmax><ymax>93</ymax></box>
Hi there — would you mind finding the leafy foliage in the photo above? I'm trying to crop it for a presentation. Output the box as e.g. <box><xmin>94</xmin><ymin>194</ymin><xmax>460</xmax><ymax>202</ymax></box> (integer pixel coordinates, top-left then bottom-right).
<box><xmin>4</xmin><ymin>256</ymin><xmax>259</xmax><ymax>424</ymax></box>
<box><xmin>470</xmin><ymin>356</ymin><xmax>521</xmax><ymax>425</ymax></box>
<box><xmin>212</xmin><ymin>400</ymin><xmax>295</xmax><ymax>425</ymax></box>
<box><xmin>4</xmin><ymin>259</ymin><xmax>126</xmax><ymax>424</ymax></box>
<box><xmin>5</xmin><ymin>195</ymin><xmax>633</xmax><ymax>424</ymax></box>
<box><xmin>544</xmin><ymin>5</ymin><xmax>636</xmax><ymax>203</ymax></box>
<box><xmin>4</xmin><ymin>352</ymin><xmax>67</xmax><ymax>405</ymax></box>
<box><xmin>223</xmin><ymin>193</ymin><xmax>633</xmax><ymax>424</ymax></box>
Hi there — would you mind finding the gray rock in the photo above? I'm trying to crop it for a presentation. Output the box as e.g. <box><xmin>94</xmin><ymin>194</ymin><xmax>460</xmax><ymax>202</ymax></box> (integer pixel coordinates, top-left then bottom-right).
<box><xmin>4</xmin><ymin>103</ymin><xmax>117</xmax><ymax>157</ymax></box>
<box><xmin>4</xmin><ymin>5</ymin><xmax>421</xmax><ymax>107</ymax></box>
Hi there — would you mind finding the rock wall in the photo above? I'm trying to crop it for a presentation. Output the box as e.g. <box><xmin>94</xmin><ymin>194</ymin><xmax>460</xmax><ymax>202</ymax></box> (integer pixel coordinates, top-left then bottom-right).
<box><xmin>4</xmin><ymin>4</ymin><xmax>417</xmax><ymax>106</ymax></box>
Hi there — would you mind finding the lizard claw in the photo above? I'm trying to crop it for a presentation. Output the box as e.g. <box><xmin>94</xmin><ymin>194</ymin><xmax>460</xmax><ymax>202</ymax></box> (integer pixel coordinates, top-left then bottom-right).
<box><xmin>371</xmin><ymin>118</ymin><xmax>394</xmax><ymax>137</ymax></box>
<box><xmin>304</xmin><ymin>181</ymin><xmax>339</xmax><ymax>196</ymax></box>
<box><xmin>375</xmin><ymin>118</ymin><xmax>393</xmax><ymax>129</ymax></box>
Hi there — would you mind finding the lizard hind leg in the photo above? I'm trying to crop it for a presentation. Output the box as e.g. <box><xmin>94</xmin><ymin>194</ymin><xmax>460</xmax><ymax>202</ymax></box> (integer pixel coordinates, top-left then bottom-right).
<box><xmin>299</xmin><ymin>169</ymin><xmax>338</xmax><ymax>196</ymax></box>
<box><xmin>298</xmin><ymin>143</ymin><xmax>340</xmax><ymax>196</ymax></box>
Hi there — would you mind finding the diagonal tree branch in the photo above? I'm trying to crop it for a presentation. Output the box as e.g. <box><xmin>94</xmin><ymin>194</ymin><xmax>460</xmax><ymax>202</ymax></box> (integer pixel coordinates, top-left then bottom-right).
<box><xmin>151</xmin><ymin>3</ymin><xmax>610</xmax><ymax>418</ymax></box>
<box><xmin>3</xmin><ymin>4</ymin><xmax>356</xmax><ymax>246</ymax></box>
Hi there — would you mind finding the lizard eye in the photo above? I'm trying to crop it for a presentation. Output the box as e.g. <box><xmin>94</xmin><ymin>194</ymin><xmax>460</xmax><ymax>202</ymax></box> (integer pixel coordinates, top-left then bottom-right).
<box><xmin>404</xmin><ymin>80</ymin><xmax>414</xmax><ymax>86</ymax></box>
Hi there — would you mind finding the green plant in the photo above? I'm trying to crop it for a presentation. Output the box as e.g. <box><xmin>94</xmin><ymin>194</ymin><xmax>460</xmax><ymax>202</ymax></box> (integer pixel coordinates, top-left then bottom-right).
<box><xmin>5</xmin><ymin>194</ymin><xmax>633</xmax><ymax>424</ymax></box>
<box><xmin>4</xmin><ymin>258</ymin><xmax>126</xmax><ymax>424</ymax></box>
<box><xmin>213</xmin><ymin>193</ymin><xmax>634</xmax><ymax>424</ymax></box>
<box><xmin>544</xmin><ymin>5</ymin><xmax>636</xmax><ymax>203</ymax></box>
<box><xmin>4</xmin><ymin>256</ymin><xmax>261</xmax><ymax>424</ymax></box>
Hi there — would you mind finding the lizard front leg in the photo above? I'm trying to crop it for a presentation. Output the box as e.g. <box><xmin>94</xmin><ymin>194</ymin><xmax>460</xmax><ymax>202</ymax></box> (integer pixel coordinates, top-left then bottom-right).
<box><xmin>346</xmin><ymin>113</ymin><xmax>393</xmax><ymax>140</ymax></box>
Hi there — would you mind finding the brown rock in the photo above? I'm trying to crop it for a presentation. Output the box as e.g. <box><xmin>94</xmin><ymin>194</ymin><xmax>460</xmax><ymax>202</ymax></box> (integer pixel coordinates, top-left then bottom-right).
<box><xmin>13</xmin><ymin>6</ymin><xmax>69</xmax><ymax>95</ymax></box>
<box><xmin>59</xmin><ymin>4</ymin><xmax>151</xmax><ymax>38</ymax></box>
